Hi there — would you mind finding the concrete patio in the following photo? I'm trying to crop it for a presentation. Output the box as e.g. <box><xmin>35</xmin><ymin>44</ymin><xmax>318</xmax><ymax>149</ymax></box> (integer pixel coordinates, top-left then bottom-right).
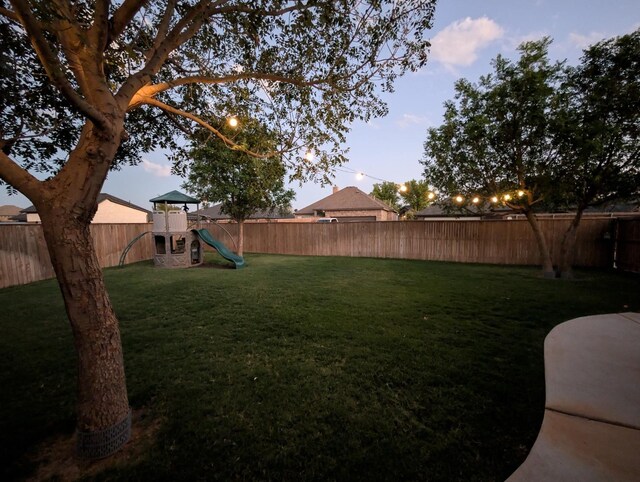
<box><xmin>507</xmin><ymin>312</ymin><xmax>640</xmax><ymax>481</ymax></box>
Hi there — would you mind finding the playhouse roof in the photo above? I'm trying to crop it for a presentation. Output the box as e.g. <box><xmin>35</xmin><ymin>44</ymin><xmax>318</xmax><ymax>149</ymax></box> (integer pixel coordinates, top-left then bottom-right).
<box><xmin>149</xmin><ymin>190</ymin><xmax>200</xmax><ymax>204</ymax></box>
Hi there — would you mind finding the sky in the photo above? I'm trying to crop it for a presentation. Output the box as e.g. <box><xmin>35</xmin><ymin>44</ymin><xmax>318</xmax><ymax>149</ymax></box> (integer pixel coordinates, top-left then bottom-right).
<box><xmin>2</xmin><ymin>0</ymin><xmax>639</xmax><ymax>211</ymax></box>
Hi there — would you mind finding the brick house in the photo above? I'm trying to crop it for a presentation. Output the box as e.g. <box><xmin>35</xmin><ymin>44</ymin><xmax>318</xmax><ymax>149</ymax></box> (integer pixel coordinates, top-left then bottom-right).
<box><xmin>294</xmin><ymin>186</ymin><xmax>398</xmax><ymax>222</ymax></box>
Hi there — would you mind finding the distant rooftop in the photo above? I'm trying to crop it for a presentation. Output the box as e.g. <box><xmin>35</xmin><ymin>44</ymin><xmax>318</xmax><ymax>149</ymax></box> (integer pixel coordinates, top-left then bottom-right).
<box><xmin>296</xmin><ymin>186</ymin><xmax>397</xmax><ymax>214</ymax></box>
<box><xmin>22</xmin><ymin>193</ymin><xmax>150</xmax><ymax>214</ymax></box>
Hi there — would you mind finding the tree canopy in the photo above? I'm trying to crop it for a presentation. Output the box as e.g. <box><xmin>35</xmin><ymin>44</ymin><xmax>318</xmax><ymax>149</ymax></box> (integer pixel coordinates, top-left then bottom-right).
<box><xmin>422</xmin><ymin>31</ymin><xmax>640</xmax><ymax>276</ymax></box>
<box><xmin>422</xmin><ymin>38</ymin><xmax>563</xmax><ymax>216</ymax></box>
<box><xmin>183</xmin><ymin>120</ymin><xmax>294</xmax><ymax>223</ymax></box>
<box><xmin>370</xmin><ymin>181</ymin><xmax>400</xmax><ymax>211</ymax></box>
<box><xmin>399</xmin><ymin>178</ymin><xmax>431</xmax><ymax>214</ymax></box>
<box><xmin>1</xmin><ymin>0</ymin><xmax>437</xmax><ymax>193</ymax></box>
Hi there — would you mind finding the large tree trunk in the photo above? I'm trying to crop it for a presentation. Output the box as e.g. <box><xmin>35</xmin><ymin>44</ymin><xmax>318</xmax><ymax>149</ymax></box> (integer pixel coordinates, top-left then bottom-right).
<box><xmin>237</xmin><ymin>219</ymin><xmax>245</xmax><ymax>256</ymax></box>
<box><xmin>29</xmin><ymin>115</ymin><xmax>132</xmax><ymax>458</ymax></box>
<box><xmin>524</xmin><ymin>210</ymin><xmax>555</xmax><ymax>278</ymax></box>
<box><xmin>39</xmin><ymin>205</ymin><xmax>130</xmax><ymax>458</ymax></box>
<box><xmin>557</xmin><ymin>209</ymin><xmax>585</xmax><ymax>279</ymax></box>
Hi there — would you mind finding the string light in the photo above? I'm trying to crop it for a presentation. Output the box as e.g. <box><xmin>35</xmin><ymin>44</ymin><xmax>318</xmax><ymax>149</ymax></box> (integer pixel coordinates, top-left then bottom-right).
<box><xmin>227</xmin><ymin>116</ymin><xmax>238</xmax><ymax>128</ymax></box>
<box><xmin>331</xmin><ymin>165</ymin><xmax>531</xmax><ymax>208</ymax></box>
<box><xmin>304</xmin><ymin>150</ymin><xmax>314</xmax><ymax>162</ymax></box>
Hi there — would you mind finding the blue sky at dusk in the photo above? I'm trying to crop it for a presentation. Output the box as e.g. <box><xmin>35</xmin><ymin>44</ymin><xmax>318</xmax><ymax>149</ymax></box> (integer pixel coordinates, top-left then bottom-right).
<box><xmin>2</xmin><ymin>0</ymin><xmax>638</xmax><ymax>211</ymax></box>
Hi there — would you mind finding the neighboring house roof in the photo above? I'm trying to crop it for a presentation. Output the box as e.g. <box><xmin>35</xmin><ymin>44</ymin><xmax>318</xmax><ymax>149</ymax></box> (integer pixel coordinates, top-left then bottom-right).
<box><xmin>21</xmin><ymin>193</ymin><xmax>151</xmax><ymax>214</ymax></box>
<box><xmin>195</xmin><ymin>204</ymin><xmax>294</xmax><ymax>220</ymax></box>
<box><xmin>296</xmin><ymin>186</ymin><xmax>397</xmax><ymax>215</ymax></box>
<box><xmin>149</xmin><ymin>190</ymin><xmax>200</xmax><ymax>204</ymax></box>
<box><xmin>414</xmin><ymin>204</ymin><xmax>484</xmax><ymax>218</ymax></box>
<box><xmin>0</xmin><ymin>204</ymin><xmax>23</xmax><ymax>216</ymax></box>
<box><xmin>584</xmin><ymin>201</ymin><xmax>640</xmax><ymax>213</ymax></box>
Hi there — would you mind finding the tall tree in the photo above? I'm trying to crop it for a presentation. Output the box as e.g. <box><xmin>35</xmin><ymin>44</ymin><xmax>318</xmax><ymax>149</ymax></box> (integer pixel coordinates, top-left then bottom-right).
<box><xmin>551</xmin><ymin>30</ymin><xmax>640</xmax><ymax>277</ymax></box>
<box><xmin>423</xmin><ymin>32</ymin><xmax>640</xmax><ymax>278</ymax></box>
<box><xmin>399</xmin><ymin>178</ymin><xmax>431</xmax><ymax>215</ymax></box>
<box><xmin>370</xmin><ymin>181</ymin><xmax>400</xmax><ymax>211</ymax></box>
<box><xmin>0</xmin><ymin>1</ymin><xmax>436</xmax><ymax>456</ymax></box>
<box><xmin>183</xmin><ymin>120</ymin><xmax>295</xmax><ymax>256</ymax></box>
<box><xmin>423</xmin><ymin>39</ymin><xmax>564</xmax><ymax>277</ymax></box>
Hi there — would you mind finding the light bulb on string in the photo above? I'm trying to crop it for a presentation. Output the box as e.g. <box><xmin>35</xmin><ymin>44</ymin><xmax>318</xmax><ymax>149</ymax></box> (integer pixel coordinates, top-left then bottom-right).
<box><xmin>356</xmin><ymin>172</ymin><xmax>365</xmax><ymax>181</ymax></box>
<box><xmin>503</xmin><ymin>194</ymin><xmax>512</xmax><ymax>201</ymax></box>
<box><xmin>517</xmin><ymin>190</ymin><xmax>525</xmax><ymax>198</ymax></box>
<box><xmin>455</xmin><ymin>195</ymin><xmax>464</xmax><ymax>203</ymax></box>
<box><xmin>472</xmin><ymin>196</ymin><xmax>480</xmax><ymax>204</ymax></box>
<box><xmin>399</xmin><ymin>184</ymin><xmax>407</xmax><ymax>193</ymax></box>
<box><xmin>491</xmin><ymin>196</ymin><xmax>498</xmax><ymax>203</ymax></box>
<box><xmin>304</xmin><ymin>149</ymin><xmax>314</xmax><ymax>162</ymax></box>
<box><xmin>427</xmin><ymin>192</ymin><xmax>435</xmax><ymax>200</ymax></box>
<box><xmin>227</xmin><ymin>116</ymin><xmax>238</xmax><ymax>128</ymax></box>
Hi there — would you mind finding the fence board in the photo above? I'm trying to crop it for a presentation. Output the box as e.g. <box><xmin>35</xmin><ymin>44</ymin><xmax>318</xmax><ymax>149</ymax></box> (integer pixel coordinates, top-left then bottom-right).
<box><xmin>241</xmin><ymin>218</ymin><xmax>614</xmax><ymax>268</ymax></box>
<box><xmin>0</xmin><ymin>223</ymin><xmax>153</xmax><ymax>288</ymax></box>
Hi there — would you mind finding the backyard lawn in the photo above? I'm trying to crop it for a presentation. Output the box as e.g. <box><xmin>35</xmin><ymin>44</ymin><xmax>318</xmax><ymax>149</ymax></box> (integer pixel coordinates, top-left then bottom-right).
<box><xmin>1</xmin><ymin>254</ymin><xmax>638</xmax><ymax>481</ymax></box>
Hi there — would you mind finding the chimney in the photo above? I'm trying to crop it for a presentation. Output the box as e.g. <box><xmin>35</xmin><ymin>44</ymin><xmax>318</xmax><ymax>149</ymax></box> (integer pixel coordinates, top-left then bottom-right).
<box><xmin>332</xmin><ymin>185</ymin><xmax>339</xmax><ymax>194</ymax></box>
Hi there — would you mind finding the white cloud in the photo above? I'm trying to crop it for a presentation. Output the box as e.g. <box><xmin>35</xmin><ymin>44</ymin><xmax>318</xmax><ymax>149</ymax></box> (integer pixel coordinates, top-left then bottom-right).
<box><xmin>430</xmin><ymin>17</ymin><xmax>504</xmax><ymax>68</ymax></box>
<box><xmin>396</xmin><ymin>114</ymin><xmax>429</xmax><ymax>129</ymax></box>
<box><xmin>568</xmin><ymin>31</ymin><xmax>606</xmax><ymax>49</ymax></box>
<box><xmin>142</xmin><ymin>159</ymin><xmax>171</xmax><ymax>177</ymax></box>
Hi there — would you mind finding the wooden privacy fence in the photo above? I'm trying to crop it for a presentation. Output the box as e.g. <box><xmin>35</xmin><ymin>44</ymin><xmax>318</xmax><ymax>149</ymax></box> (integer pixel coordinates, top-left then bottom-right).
<box><xmin>1</xmin><ymin>217</ymin><xmax>631</xmax><ymax>289</ymax></box>
<box><xmin>239</xmin><ymin>218</ymin><xmax>615</xmax><ymax>267</ymax></box>
<box><xmin>0</xmin><ymin>223</ymin><xmax>153</xmax><ymax>289</ymax></box>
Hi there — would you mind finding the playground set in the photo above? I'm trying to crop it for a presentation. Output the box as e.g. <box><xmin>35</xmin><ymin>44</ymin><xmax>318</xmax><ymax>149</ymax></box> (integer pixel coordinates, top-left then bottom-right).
<box><xmin>119</xmin><ymin>190</ymin><xmax>245</xmax><ymax>269</ymax></box>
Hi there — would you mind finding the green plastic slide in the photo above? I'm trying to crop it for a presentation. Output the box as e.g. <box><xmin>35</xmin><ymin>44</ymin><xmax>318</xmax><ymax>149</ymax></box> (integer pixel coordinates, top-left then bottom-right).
<box><xmin>193</xmin><ymin>229</ymin><xmax>246</xmax><ymax>269</ymax></box>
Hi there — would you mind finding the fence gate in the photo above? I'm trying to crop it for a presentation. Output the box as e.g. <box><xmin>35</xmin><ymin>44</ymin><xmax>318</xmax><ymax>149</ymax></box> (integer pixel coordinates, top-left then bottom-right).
<box><xmin>615</xmin><ymin>217</ymin><xmax>640</xmax><ymax>273</ymax></box>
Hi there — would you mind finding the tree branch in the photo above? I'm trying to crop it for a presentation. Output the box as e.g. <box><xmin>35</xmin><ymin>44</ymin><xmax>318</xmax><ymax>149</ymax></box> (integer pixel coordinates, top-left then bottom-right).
<box><xmin>144</xmin><ymin>0</ymin><xmax>176</xmax><ymax>61</ymax></box>
<box><xmin>90</xmin><ymin>0</ymin><xmax>111</xmax><ymax>52</ymax></box>
<box><xmin>137</xmin><ymin>72</ymin><xmax>320</xmax><ymax>99</ymax></box>
<box><xmin>109</xmin><ymin>0</ymin><xmax>148</xmax><ymax>43</ymax></box>
<box><xmin>116</xmin><ymin>0</ymin><xmax>319</xmax><ymax>107</ymax></box>
<box><xmin>138</xmin><ymin>96</ymin><xmax>279</xmax><ymax>159</ymax></box>
<box><xmin>9</xmin><ymin>0</ymin><xmax>110</xmax><ymax>129</ymax></box>
<box><xmin>0</xmin><ymin>6</ymin><xmax>19</xmax><ymax>22</ymax></box>
<box><xmin>0</xmin><ymin>151</ymin><xmax>41</xmax><ymax>200</ymax></box>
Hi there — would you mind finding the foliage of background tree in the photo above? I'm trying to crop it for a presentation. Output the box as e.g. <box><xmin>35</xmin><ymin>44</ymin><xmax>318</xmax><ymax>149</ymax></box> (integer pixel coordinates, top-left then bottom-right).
<box><xmin>183</xmin><ymin>119</ymin><xmax>294</xmax><ymax>256</ymax></box>
<box><xmin>423</xmin><ymin>39</ymin><xmax>567</xmax><ymax>277</ymax></box>
<box><xmin>399</xmin><ymin>179</ymin><xmax>431</xmax><ymax>216</ymax></box>
<box><xmin>0</xmin><ymin>0</ymin><xmax>437</xmax><ymax>456</ymax></box>
<box><xmin>550</xmin><ymin>30</ymin><xmax>640</xmax><ymax>276</ymax></box>
<box><xmin>423</xmin><ymin>31</ymin><xmax>639</xmax><ymax>277</ymax></box>
<box><xmin>370</xmin><ymin>181</ymin><xmax>400</xmax><ymax>211</ymax></box>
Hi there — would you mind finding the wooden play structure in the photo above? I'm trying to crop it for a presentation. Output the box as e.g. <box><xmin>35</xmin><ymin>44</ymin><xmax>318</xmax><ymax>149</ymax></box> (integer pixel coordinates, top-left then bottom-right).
<box><xmin>149</xmin><ymin>190</ymin><xmax>203</xmax><ymax>268</ymax></box>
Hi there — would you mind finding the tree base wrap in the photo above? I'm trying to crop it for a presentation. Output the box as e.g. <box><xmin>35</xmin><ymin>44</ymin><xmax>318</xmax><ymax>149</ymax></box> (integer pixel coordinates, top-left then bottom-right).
<box><xmin>76</xmin><ymin>409</ymin><xmax>131</xmax><ymax>459</ymax></box>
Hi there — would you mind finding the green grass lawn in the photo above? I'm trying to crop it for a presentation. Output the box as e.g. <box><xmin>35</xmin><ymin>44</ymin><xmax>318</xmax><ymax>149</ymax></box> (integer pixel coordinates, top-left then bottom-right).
<box><xmin>1</xmin><ymin>254</ymin><xmax>638</xmax><ymax>481</ymax></box>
